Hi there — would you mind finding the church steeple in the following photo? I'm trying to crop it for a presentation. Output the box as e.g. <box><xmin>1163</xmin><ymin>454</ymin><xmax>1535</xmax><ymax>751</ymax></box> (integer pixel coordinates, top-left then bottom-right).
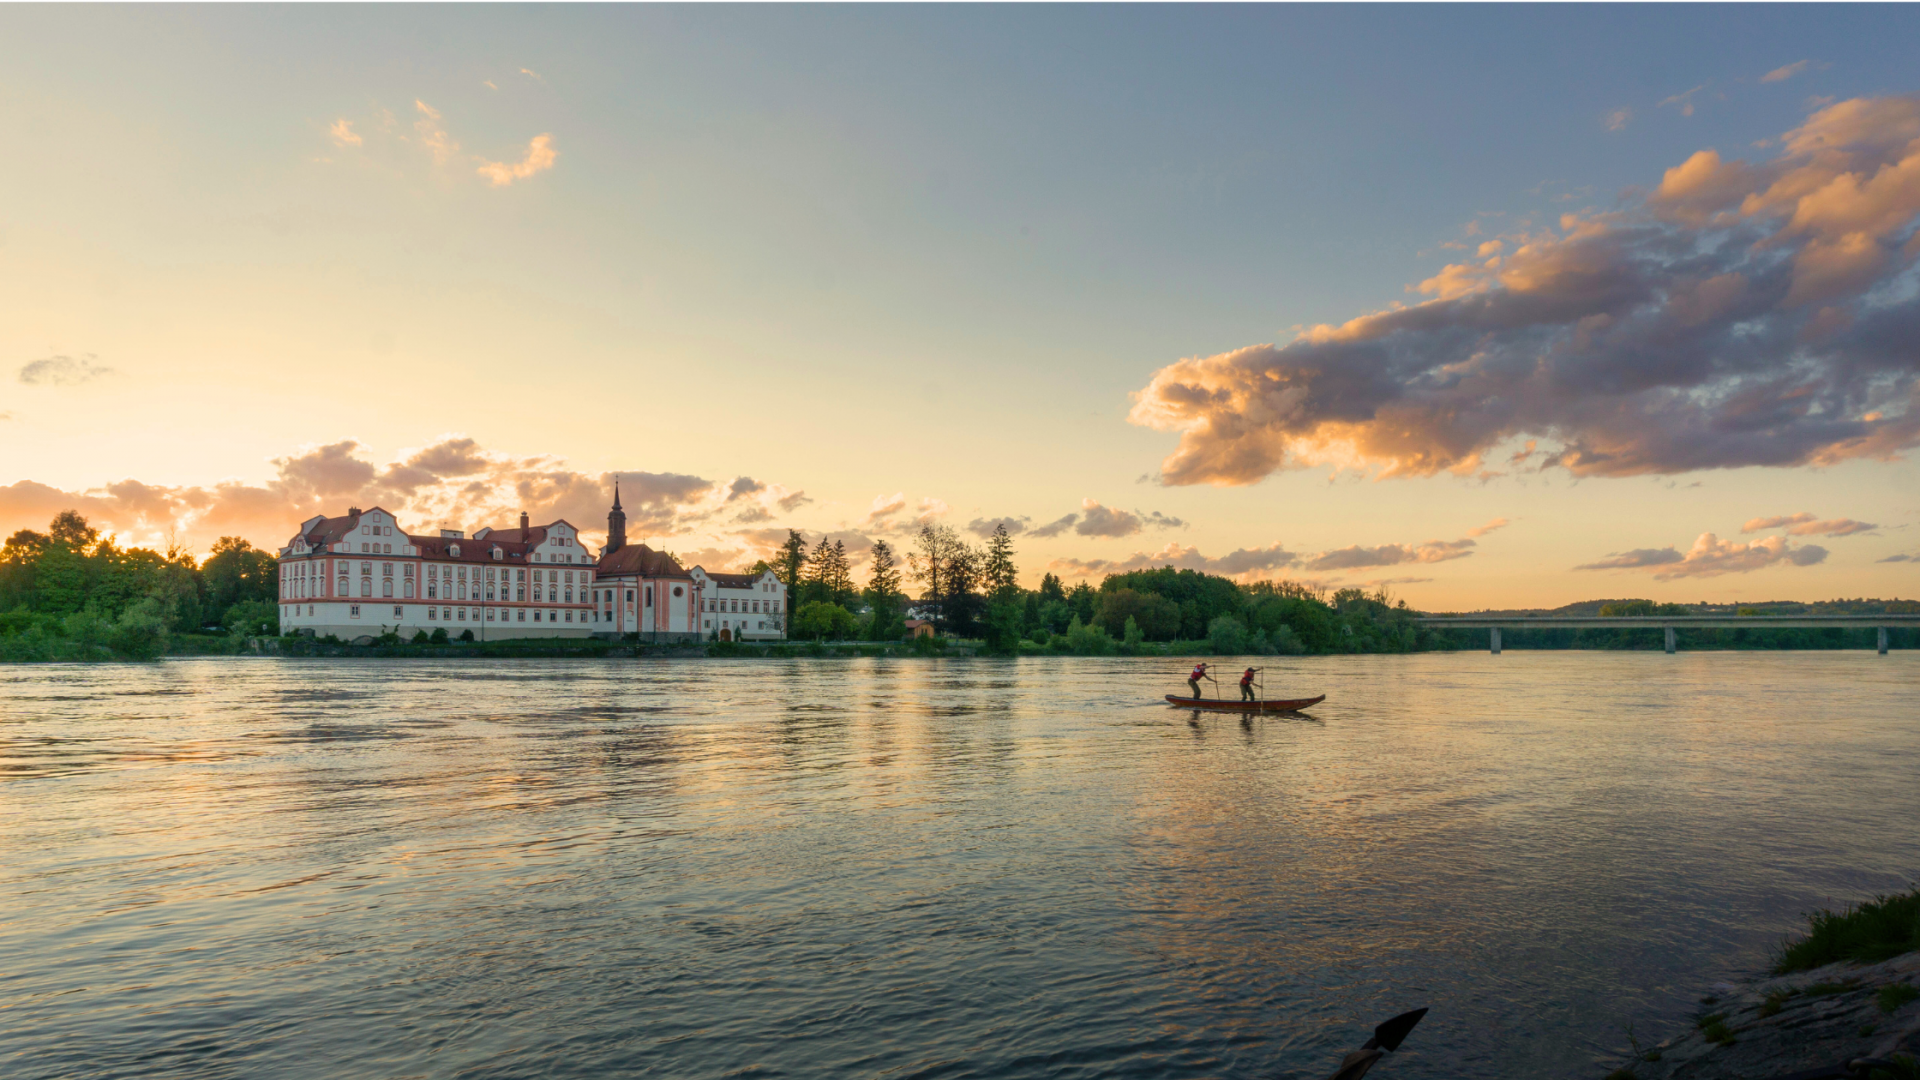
<box><xmin>606</xmin><ymin>475</ymin><xmax>627</xmax><ymax>555</ymax></box>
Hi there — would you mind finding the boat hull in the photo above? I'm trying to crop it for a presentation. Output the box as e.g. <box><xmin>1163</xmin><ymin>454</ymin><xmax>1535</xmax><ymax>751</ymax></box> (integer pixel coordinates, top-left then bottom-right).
<box><xmin>1164</xmin><ymin>694</ymin><xmax>1325</xmax><ymax>712</ymax></box>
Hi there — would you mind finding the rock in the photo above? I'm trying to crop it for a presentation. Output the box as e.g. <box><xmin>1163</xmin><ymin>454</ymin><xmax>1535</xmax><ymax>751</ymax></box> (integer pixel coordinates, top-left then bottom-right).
<box><xmin>1611</xmin><ymin>951</ymin><xmax>1920</xmax><ymax>1079</ymax></box>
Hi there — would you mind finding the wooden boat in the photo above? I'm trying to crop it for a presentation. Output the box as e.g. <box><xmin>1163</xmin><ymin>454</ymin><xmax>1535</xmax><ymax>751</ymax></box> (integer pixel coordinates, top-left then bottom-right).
<box><xmin>1165</xmin><ymin>693</ymin><xmax>1325</xmax><ymax>713</ymax></box>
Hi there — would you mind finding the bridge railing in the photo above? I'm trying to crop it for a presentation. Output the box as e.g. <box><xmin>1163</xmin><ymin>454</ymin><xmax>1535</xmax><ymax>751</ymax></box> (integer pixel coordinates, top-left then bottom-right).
<box><xmin>1412</xmin><ymin>615</ymin><xmax>1919</xmax><ymax>655</ymax></box>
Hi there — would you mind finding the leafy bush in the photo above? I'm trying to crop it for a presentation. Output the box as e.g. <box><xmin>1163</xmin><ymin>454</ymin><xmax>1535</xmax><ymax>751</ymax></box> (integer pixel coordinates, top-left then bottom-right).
<box><xmin>1775</xmin><ymin>888</ymin><xmax>1920</xmax><ymax>974</ymax></box>
<box><xmin>223</xmin><ymin>600</ymin><xmax>280</xmax><ymax>637</ymax></box>
<box><xmin>1062</xmin><ymin>615</ymin><xmax>1115</xmax><ymax>656</ymax></box>
<box><xmin>110</xmin><ymin>598</ymin><xmax>171</xmax><ymax>660</ymax></box>
<box><xmin>412</xmin><ymin>630</ymin><xmax>430</xmax><ymax>644</ymax></box>
<box><xmin>793</xmin><ymin>601</ymin><xmax>856</xmax><ymax>641</ymax></box>
<box><xmin>459</xmin><ymin>629</ymin><xmax>475</xmax><ymax>642</ymax></box>
<box><xmin>429</xmin><ymin>627</ymin><xmax>449</xmax><ymax>645</ymax></box>
<box><xmin>1207</xmin><ymin>615</ymin><xmax>1249</xmax><ymax>655</ymax></box>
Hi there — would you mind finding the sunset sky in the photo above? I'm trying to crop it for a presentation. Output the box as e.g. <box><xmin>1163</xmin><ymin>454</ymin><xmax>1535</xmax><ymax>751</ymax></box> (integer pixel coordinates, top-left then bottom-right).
<box><xmin>3</xmin><ymin>6</ymin><xmax>1918</xmax><ymax>609</ymax></box>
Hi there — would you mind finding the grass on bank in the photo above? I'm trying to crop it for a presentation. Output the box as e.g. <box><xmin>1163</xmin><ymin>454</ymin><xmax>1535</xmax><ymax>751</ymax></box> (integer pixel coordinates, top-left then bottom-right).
<box><xmin>1775</xmin><ymin>888</ymin><xmax>1920</xmax><ymax>974</ymax></box>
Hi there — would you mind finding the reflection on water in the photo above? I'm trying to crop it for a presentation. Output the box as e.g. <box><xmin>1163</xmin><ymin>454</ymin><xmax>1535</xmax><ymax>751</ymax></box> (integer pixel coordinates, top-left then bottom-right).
<box><xmin>1</xmin><ymin>653</ymin><xmax>1916</xmax><ymax>1079</ymax></box>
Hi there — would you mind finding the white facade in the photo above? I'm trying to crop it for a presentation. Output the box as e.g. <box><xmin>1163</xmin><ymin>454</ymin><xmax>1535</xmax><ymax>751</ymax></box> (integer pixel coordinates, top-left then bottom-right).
<box><xmin>690</xmin><ymin>567</ymin><xmax>787</xmax><ymax>641</ymax></box>
<box><xmin>275</xmin><ymin>508</ymin><xmax>598</xmax><ymax>641</ymax></box>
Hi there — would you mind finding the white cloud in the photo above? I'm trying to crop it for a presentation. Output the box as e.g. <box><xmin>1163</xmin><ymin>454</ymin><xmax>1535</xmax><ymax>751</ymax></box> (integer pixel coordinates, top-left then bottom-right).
<box><xmin>328</xmin><ymin>118</ymin><xmax>363</xmax><ymax>147</ymax></box>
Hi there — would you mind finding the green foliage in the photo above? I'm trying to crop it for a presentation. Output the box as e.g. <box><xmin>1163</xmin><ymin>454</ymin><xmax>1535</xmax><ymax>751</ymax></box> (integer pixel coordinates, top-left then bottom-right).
<box><xmin>1037</xmin><ymin>572</ymin><xmax>1065</xmax><ymax>605</ymax></box>
<box><xmin>807</xmin><ymin>537</ymin><xmax>857</xmax><ymax>608</ymax></box>
<box><xmin>981</xmin><ymin>598</ymin><xmax>1023</xmax><ymax>654</ymax></box>
<box><xmin>1121</xmin><ymin>615</ymin><xmax>1144</xmax><ymax>650</ymax></box>
<box><xmin>1095</xmin><ymin>588</ymin><xmax>1181</xmax><ymax>640</ymax></box>
<box><xmin>793</xmin><ymin>600</ymin><xmax>857</xmax><ymax>641</ymax></box>
<box><xmin>109</xmin><ymin>598</ymin><xmax>171</xmax><ymax>660</ymax></box>
<box><xmin>1207</xmin><ymin>615</ymin><xmax>1250</xmax><ymax>655</ymax></box>
<box><xmin>201</xmin><ymin>537</ymin><xmax>278</xmax><ymax>616</ymax></box>
<box><xmin>865</xmin><ymin>539</ymin><xmax>902</xmax><ymax>612</ymax></box>
<box><xmin>982</xmin><ymin>523</ymin><xmax>1019</xmax><ymax>600</ymax></box>
<box><xmin>459</xmin><ymin>629</ymin><xmax>475</xmax><ymax>642</ymax></box>
<box><xmin>1599</xmin><ymin>599</ymin><xmax>1695</xmax><ymax>617</ymax></box>
<box><xmin>774</xmin><ymin>530</ymin><xmax>809</xmax><ymax>599</ymax></box>
<box><xmin>1878</xmin><ymin>984</ymin><xmax>1919</xmax><ymax>1014</ymax></box>
<box><xmin>223</xmin><ymin>600</ymin><xmax>280</xmax><ymax>636</ymax></box>
<box><xmin>1061</xmin><ymin>614</ymin><xmax>1115</xmax><ymax>656</ymax></box>
<box><xmin>429</xmin><ymin>627</ymin><xmax>450</xmax><ymax>645</ymax></box>
<box><xmin>412</xmin><ymin>630</ymin><xmax>430</xmax><ymax>644</ymax></box>
<box><xmin>1774</xmin><ymin>888</ymin><xmax>1920</xmax><ymax>974</ymax></box>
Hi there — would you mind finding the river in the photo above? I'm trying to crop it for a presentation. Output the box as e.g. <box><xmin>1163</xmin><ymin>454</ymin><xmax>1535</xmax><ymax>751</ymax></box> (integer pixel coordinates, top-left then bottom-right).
<box><xmin>2</xmin><ymin>652</ymin><xmax>1916</xmax><ymax>1079</ymax></box>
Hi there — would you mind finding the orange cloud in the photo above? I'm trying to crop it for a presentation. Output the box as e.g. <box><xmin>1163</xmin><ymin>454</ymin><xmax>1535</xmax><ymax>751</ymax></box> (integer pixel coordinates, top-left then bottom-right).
<box><xmin>1131</xmin><ymin>94</ymin><xmax>1920</xmax><ymax>486</ymax></box>
<box><xmin>0</xmin><ymin>438</ymin><xmax>734</xmax><ymax>559</ymax></box>
<box><xmin>1576</xmin><ymin>533</ymin><xmax>1827</xmax><ymax>579</ymax></box>
<box><xmin>1740</xmin><ymin>512</ymin><xmax>1877</xmax><ymax>536</ymax></box>
<box><xmin>477</xmin><ymin>134</ymin><xmax>557</xmax><ymax>187</ymax></box>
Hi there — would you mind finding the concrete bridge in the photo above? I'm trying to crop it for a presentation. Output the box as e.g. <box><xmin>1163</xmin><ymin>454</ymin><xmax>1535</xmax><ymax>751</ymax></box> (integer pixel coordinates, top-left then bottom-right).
<box><xmin>1414</xmin><ymin>614</ymin><xmax>1920</xmax><ymax>654</ymax></box>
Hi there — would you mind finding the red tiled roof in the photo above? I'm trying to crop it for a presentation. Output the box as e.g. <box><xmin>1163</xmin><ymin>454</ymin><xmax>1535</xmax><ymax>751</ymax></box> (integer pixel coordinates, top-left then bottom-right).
<box><xmin>596</xmin><ymin>544</ymin><xmax>691</xmax><ymax>579</ymax></box>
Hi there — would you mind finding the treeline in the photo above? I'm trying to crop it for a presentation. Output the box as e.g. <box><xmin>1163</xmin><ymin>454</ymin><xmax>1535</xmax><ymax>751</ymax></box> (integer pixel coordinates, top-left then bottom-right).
<box><xmin>765</xmin><ymin>523</ymin><xmax>1430</xmax><ymax>655</ymax></box>
<box><xmin>0</xmin><ymin>511</ymin><xmax>280</xmax><ymax>661</ymax></box>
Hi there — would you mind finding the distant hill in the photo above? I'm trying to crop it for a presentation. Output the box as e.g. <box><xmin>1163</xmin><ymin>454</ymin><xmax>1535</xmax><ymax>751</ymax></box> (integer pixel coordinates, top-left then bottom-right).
<box><xmin>1429</xmin><ymin>598</ymin><xmax>1920</xmax><ymax>618</ymax></box>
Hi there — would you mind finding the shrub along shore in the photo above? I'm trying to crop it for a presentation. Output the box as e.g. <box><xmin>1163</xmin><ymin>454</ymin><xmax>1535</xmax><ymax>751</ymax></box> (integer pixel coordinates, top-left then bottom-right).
<box><xmin>2</xmin><ymin>511</ymin><xmax>1914</xmax><ymax>662</ymax></box>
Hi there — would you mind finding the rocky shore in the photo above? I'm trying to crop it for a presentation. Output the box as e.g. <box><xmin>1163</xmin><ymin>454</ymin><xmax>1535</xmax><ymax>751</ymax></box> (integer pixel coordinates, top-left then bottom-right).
<box><xmin>1609</xmin><ymin>950</ymin><xmax>1920</xmax><ymax>1079</ymax></box>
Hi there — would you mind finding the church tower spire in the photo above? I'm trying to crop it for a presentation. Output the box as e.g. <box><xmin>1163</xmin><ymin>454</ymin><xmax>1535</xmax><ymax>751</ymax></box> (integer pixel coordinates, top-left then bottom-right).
<box><xmin>606</xmin><ymin>475</ymin><xmax>627</xmax><ymax>555</ymax></box>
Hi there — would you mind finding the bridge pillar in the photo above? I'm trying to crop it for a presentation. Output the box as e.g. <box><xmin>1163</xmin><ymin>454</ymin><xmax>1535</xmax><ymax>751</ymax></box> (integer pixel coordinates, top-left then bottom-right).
<box><xmin>1490</xmin><ymin>627</ymin><xmax>1501</xmax><ymax>654</ymax></box>
<box><xmin>1664</xmin><ymin>626</ymin><xmax>1676</xmax><ymax>654</ymax></box>
<box><xmin>1881</xmin><ymin>627</ymin><xmax>1890</xmax><ymax>655</ymax></box>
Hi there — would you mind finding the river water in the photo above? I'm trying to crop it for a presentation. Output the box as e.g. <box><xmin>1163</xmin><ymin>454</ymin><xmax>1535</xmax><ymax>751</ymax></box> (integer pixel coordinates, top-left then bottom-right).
<box><xmin>2</xmin><ymin>653</ymin><xmax>1916</xmax><ymax>1079</ymax></box>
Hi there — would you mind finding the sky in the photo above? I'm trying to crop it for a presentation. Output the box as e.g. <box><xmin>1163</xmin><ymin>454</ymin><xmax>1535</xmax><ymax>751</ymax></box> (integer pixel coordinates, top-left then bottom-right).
<box><xmin>2</xmin><ymin>5</ymin><xmax>1918</xmax><ymax>610</ymax></box>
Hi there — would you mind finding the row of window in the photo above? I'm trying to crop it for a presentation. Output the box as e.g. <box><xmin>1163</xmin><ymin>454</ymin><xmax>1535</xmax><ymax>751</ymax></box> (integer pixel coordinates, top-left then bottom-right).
<box><xmin>284</xmin><ymin>603</ymin><xmax>596</xmax><ymax>625</ymax></box>
<box><xmin>706</xmin><ymin>598</ymin><xmax>779</xmax><ymax>613</ymax></box>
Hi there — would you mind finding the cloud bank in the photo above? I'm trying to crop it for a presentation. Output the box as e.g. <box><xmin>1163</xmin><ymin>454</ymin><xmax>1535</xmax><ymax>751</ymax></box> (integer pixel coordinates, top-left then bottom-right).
<box><xmin>1130</xmin><ymin>94</ymin><xmax>1920</xmax><ymax>486</ymax></box>
<box><xmin>0</xmin><ymin>437</ymin><xmax>762</xmax><ymax>557</ymax></box>
<box><xmin>1740</xmin><ymin>512</ymin><xmax>1878</xmax><ymax>536</ymax></box>
<box><xmin>1575</xmin><ymin>532</ymin><xmax>1828</xmax><ymax>579</ymax></box>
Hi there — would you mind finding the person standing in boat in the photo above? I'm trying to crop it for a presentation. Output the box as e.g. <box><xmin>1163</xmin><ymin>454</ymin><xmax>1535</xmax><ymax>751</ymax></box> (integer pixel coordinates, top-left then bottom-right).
<box><xmin>1240</xmin><ymin>667</ymin><xmax>1260</xmax><ymax>702</ymax></box>
<box><xmin>1188</xmin><ymin>662</ymin><xmax>1210</xmax><ymax>699</ymax></box>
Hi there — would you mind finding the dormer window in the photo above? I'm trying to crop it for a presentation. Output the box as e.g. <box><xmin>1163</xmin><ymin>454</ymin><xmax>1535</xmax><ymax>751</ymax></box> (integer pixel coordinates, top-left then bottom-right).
<box><xmin>492</xmin><ymin>547</ymin><xmax>502</xmax><ymax>560</ymax></box>
<box><xmin>449</xmin><ymin>544</ymin><xmax>461</xmax><ymax>557</ymax></box>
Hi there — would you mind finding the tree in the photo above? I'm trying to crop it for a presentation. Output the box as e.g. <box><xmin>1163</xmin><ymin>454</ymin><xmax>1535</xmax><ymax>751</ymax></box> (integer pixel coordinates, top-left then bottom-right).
<box><xmin>48</xmin><ymin>510</ymin><xmax>100</xmax><ymax>554</ymax></box>
<box><xmin>908</xmin><ymin>524</ymin><xmax>959</xmax><ymax>630</ymax></box>
<box><xmin>793</xmin><ymin>600</ymin><xmax>856</xmax><ymax>641</ymax></box>
<box><xmin>223</xmin><ymin>600</ymin><xmax>280</xmax><ymax>637</ymax></box>
<box><xmin>1037</xmin><ymin>572</ymin><xmax>1065</xmax><ymax>605</ymax></box>
<box><xmin>866</xmin><ymin>539</ymin><xmax>901</xmax><ymax>606</ymax></box>
<box><xmin>941</xmin><ymin>541</ymin><xmax>984</xmax><ymax>638</ymax></box>
<box><xmin>982</xmin><ymin>596</ymin><xmax>1023</xmax><ymax>654</ymax></box>
<box><xmin>983</xmin><ymin>523</ymin><xmax>1019</xmax><ymax>601</ymax></box>
<box><xmin>864</xmin><ymin>540</ymin><xmax>905</xmax><ymax>640</ymax></box>
<box><xmin>773</xmin><ymin>530</ymin><xmax>810</xmax><ymax>605</ymax></box>
<box><xmin>803</xmin><ymin>536</ymin><xmax>855</xmax><ymax>608</ymax></box>
<box><xmin>202</xmin><ymin>537</ymin><xmax>276</xmax><ymax>619</ymax></box>
<box><xmin>1094</xmin><ymin>588</ymin><xmax>1181</xmax><ymax>641</ymax></box>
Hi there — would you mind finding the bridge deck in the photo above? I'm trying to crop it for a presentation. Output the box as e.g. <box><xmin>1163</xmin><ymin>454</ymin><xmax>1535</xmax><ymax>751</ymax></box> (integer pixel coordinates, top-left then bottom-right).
<box><xmin>1416</xmin><ymin>615</ymin><xmax>1920</xmax><ymax>630</ymax></box>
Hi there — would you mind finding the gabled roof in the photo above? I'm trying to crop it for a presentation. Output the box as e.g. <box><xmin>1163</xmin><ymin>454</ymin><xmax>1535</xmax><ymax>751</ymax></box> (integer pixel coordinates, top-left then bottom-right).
<box><xmin>699</xmin><ymin>570</ymin><xmax>767</xmax><ymax>589</ymax></box>
<box><xmin>597</xmin><ymin>543</ymin><xmax>692</xmax><ymax>579</ymax></box>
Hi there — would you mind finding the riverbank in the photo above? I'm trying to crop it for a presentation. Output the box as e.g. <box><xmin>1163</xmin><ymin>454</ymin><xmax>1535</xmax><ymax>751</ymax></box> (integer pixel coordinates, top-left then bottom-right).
<box><xmin>1607</xmin><ymin>891</ymin><xmax>1920</xmax><ymax>1079</ymax></box>
<box><xmin>1608</xmin><ymin>952</ymin><xmax>1920</xmax><ymax>1079</ymax></box>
